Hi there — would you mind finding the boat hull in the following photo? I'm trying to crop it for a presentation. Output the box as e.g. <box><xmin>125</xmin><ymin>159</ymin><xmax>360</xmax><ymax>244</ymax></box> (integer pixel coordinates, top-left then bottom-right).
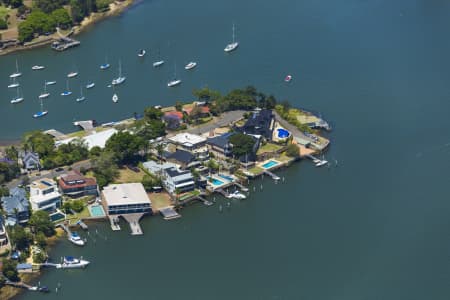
<box><xmin>224</xmin><ymin>42</ymin><xmax>239</xmax><ymax>52</ymax></box>
<box><xmin>167</xmin><ymin>80</ymin><xmax>182</xmax><ymax>87</ymax></box>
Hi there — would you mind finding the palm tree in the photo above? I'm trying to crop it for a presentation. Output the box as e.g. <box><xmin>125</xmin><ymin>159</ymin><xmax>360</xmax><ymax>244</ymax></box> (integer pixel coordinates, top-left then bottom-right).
<box><xmin>156</xmin><ymin>143</ymin><xmax>164</xmax><ymax>164</ymax></box>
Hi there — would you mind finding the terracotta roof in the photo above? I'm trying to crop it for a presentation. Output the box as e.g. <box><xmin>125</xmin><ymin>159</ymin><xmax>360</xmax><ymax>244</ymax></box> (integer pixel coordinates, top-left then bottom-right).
<box><xmin>59</xmin><ymin>170</ymin><xmax>97</xmax><ymax>189</ymax></box>
<box><xmin>164</xmin><ymin>111</ymin><xmax>183</xmax><ymax>119</ymax></box>
<box><xmin>183</xmin><ymin>106</ymin><xmax>210</xmax><ymax>116</ymax></box>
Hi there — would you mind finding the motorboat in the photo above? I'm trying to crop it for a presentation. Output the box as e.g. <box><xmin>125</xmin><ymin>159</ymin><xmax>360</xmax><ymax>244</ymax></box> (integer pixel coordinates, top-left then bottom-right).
<box><xmin>86</xmin><ymin>82</ymin><xmax>95</xmax><ymax>89</ymax></box>
<box><xmin>112</xmin><ymin>93</ymin><xmax>118</xmax><ymax>103</ymax></box>
<box><xmin>32</xmin><ymin>65</ymin><xmax>45</xmax><ymax>70</ymax></box>
<box><xmin>111</xmin><ymin>60</ymin><xmax>126</xmax><ymax>85</ymax></box>
<box><xmin>138</xmin><ymin>49</ymin><xmax>146</xmax><ymax>57</ymax></box>
<box><xmin>10</xmin><ymin>59</ymin><xmax>22</xmax><ymax>78</ymax></box>
<box><xmin>285</xmin><ymin>75</ymin><xmax>292</xmax><ymax>82</ymax></box>
<box><xmin>224</xmin><ymin>23</ymin><xmax>239</xmax><ymax>52</ymax></box>
<box><xmin>68</xmin><ymin>232</ymin><xmax>85</xmax><ymax>246</ymax></box>
<box><xmin>100</xmin><ymin>63</ymin><xmax>110</xmax><ymax>70</ymax></box>
<box><xmin>67</xmin><ymin>71</ymin><xmax>78</xmax><ymax>78</ymax></box>
<box><xmin>315</xmin><ymin>160</ymin><xmax>328</xmax><ymax>167</ymax></box>
<box><xmin>227</xmin><ymin>190</ymin><xmax>246</xmax><ymax>199</ymax></box>
<box><xmin>167</xmin><ymin>79</ymin><xmax>181</xmax><ymax>87</ymax></box>
<box><xmin>153</xmin><ymin>60</ymin><xmax>165</xmax><ymax>67</ymax></box>
<box><xmin>39</xmin><ymin>82</ymin><xmax>50</xmax><ymax>99</ymax></box>
<box><xmin>185</xmin><ymin>62</ymin><xmax>197</xmax><ymax>70</ymax></box>
<box><xmin>45</xmin><ymin>81</ymin><xmax>56</xmax><ymax>85</ymax></box>
<box><xmin>56</xmin><ymin>256</ymin><xmax>90</xmax><ymax>269</ymax></box>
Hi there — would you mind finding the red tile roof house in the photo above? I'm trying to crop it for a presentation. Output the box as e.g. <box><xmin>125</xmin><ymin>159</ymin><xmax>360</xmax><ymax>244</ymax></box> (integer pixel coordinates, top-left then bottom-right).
<box><xmin>58</xmin><ymin>170</ymin><xmax>98</xmax><ymax>198</ymax></box>
<box><xmin>182</xmin><ymin>105</ymin><xmax>210</xmax><ymax>118</ymax></box>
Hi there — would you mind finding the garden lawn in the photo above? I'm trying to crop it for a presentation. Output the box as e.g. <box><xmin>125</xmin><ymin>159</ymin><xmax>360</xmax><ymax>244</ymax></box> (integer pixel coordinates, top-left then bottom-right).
<box><xmin>114</xmin><ymin>167</ymin><xmax>145</xmax><ymax>183</ymax></box>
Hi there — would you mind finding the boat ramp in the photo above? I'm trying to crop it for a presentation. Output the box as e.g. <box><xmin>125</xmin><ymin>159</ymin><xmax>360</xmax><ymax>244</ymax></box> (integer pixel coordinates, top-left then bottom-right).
<box><xmin>73</xmin><ymin>120</ymin><xmax>95</xmax><ymax>132</ymax></box>
<box><xmin>51</xmin><ymin>36</ymin><xmax>80</xmax><ymax>51</ymax></box>
<box><xmin>44</xmin><ymin>129</ymin><xmax>67</xmax><ymax>140</ymax></box>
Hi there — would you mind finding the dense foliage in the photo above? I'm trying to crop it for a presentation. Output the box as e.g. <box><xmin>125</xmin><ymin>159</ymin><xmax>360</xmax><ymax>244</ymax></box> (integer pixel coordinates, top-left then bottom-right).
<box><xmin>0</xmin><ymin>18</ymin><xmax>7</xmax><ymax>30</ymax></box>
<box><xmin>0</xmin><ymin>162</ymin><xmax>19</xmax><ymax>185</ymax></box>
<box><xmin>91</xmin><ymin>151</ymin><xmax>118</xmax><ymax>188</ymax></box>
<box><xmin>142</xmin><ymin>174</ymin><xmax>162</xmax><ymax>191</ymax></box>
<box><xmin>229</xmin><ymin>133</ymin><xmax>256</xmax><ymax>158</ymax></box>
<box><xmin>2</xmin><ymin>258</ymin><xmax>19</xmax><ymax>282</ymax></box>
<box><xmin>29</xmin><ymin>210</ymin><xmax>55</xmax><ymax>237</ymax></box>
<box><xmin>62</xmin><ymin>199</ymin><xmax>84</xmax><ymax>213</ymax></box>
<box><xmin>286</xmin><ymin>143</ymin><xmax>300</xmax><ymax>157</ymax></box>
<box><xmin>105</xmin><ymin>131</ymin><xmax>146</xmax><ymax>164</ymax></box>
<box><xmin>134</xmin><ymin>106</ymin><xmax>166</xmax><ymax>140</ymax></box>
<box><xmin>8</xmin><ymin>225</ymin><xmax>32</xmax><ymax>251</ymax></box>
<box><xmin>0</xmin><ymin>0</ymin><xmax>23</xmax><ymax>8</ymax></box>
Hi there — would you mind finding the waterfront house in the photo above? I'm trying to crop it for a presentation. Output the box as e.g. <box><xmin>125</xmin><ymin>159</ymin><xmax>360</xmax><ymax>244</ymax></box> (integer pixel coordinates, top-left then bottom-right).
<box><xmin>143</xmin><ymin>160</ymin><xmax>180</xmax><ymax>177</ymax></box>
<box><xmin>0</xmin><ymin>216</ymin><xmax>8</xmax><ymax>247</ymax></box>
<box><xmin>168</xmin><ymin>132</ymin><xmax>208</xmax><ymax>160</ymax></box>
<box><xmin>236</xmin><ymin>109</ymin><xmax>275</xmax><ymax>140</ymax></box>
<box><xmin>206</xmin><ymin>132</ymin><xmax>234</xmax><ymax>159</ymax></box>
<box><xmin>16</xmin><ymin>263</ymin><xmax>33</xmax><ymax>273</ymax></box>
<box><xmin>165</xmin><ymin>149</ymin><xmax>197</xmax><ymax>169</ymax></box>
<box><xmin>18</xmin><ymin>151</ymin><xmax>40</xmax><ymax>171</ymax></box>
<box><xmin>55</xmin><ymin>128</ymin><xmax>118</xmax><ymax>150</ymax></box>
<box><xmin>163</xmin><ymin>111</ymin><xmax>184</xmax><ymax>130</ymax></box>
<box><xmin>1</xmin><ymin>187</ymin><xmax>30</xmax><ymax>226</ymax></box>
<box><xmin>182</xmin><ymin>104</ymin><xmax>210</xmax><ymax>119</ymax></box>
<box><xmin>58</xmin><ymin>170</ymin><xmax>98</xmax><ymax>198</ymax></box>
<box><xmin>102</xmin><ymin>183</ymin><xmax>152</xmax><ymax>216</ymax></box>
<box><xmin>162</xmin><ymin>167</ymin><xmax>195</xmax><ymax>194</ymax></box>
<box><xmin>29</xmin><ymin>178</ymin><xmax>62</xmax><ymax>212</ymax></box>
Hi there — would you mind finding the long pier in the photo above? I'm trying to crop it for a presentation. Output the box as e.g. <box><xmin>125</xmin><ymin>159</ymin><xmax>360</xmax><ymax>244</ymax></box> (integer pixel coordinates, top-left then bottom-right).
<box><xmin>51</xmin><ymin>36</ymin><xmax>80</xmax><ymax>51</ymax></box>
<box><xmin>5</xmin><ymin>280</ymin><xmax>38</xmax><ymax>291</ymax></box>
<box><xmin>263</xmin><ymin>170</ymin><xmax>280</xmax><ymax>181</ymax></box>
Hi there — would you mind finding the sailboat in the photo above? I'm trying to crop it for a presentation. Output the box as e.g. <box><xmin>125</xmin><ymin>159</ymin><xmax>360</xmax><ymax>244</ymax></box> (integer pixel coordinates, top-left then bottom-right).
<box><xmin>153</xmin><ymin>49</ymin><xmax>165</xmax><ymax>67</ymax></box>
<box><xmin>185</xmin><ymin>61</ymin><xmax>197</xmax><ymax>70</ymax></box>
<box><xmin>111</xmin><ymin>60</ymin><xmax>126</xmax><ymax>85</ymax></box>
<box><xmin>86</xmin><ymin>82</ymin><xmax>95</xmax><ymax>89</ymax></box>
<box><xmin>76</xmin><ymin>86</ymin><xmax>85</xmax><ymax>102</ymax></box>
<box><xmin>138</xmin><ymin>49</ymin><xmax>146</xmax><ymax>57</ymax></box>
<box><xmin>10</xmin><ymin>59</ymin><xmax>22</xmax><ymax>78</ymax></box>
<box><xmin>167</xmin><ymin>63</ymin><xmax>181</xmax><ymax>87</ymax></box>
<box><xmin>100</xmin><ymin>56</ymin><xmax>110</xmax><ymax>70</ymax></box>
<box><xmin>61</xmin><ymin>80</ymin><xmax>72</xmax><ymax>96</ymax></box>
<box><xmin>112</xmin><ymin>93</ymin><xmax>118</xmax><ymax>103</ymax></box>
<box><xmin>45</xmin><ymin>80</ymin><xmax>56</xmax><ymax>85</ymax></box>
<box><xmin>32</xmin><ymin>65</ymin><xmax>45</xmax><ymax>70</ymax></box>
<box><xmin>33</xmin><ymin>98</ymin><xmax>48</xmax><ymax>118</ymax></box>
<box><xmin>67</xmin><ymin>65</ymin><xmax>78</xmax><ymax>78</ymax></box>
<box><xmin>39</xmin><ymin>82</ymin><xmax>50</xmax><ymax>99</ymax></box>
<box><xmin>224</xmin><ymin>23</ymin><xmax>239</xmax><ymax>52</ymax></box>
<box><xmin>8</xmin><ymin>78</ymin><xmax>19</xmax><ymax>88</ymax></box>
<box><xmin>10</xmin><ymin>88</ymin><xmax>24</xmax><ymax>104</ymax></box>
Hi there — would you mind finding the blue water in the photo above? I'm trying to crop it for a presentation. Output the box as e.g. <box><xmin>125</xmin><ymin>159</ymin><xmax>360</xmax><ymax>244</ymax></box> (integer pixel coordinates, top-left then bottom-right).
<box><xmin>277</xmin><ymin>128</ymin><xmax>290</xmax><ymax>138</ymax></box>
<box><xmin>208</xmin><ymin>177</ymin><xmax>224</xmax><ymax>186</ymax></box>
<box><xmin>89</xmin><ymin>205</ymin><xmax>105</xmax><ymax>217</ymax></box>
<box><xmin>218</xmin><ymin>174</ymin><xmax>234</xmax><ymax>182</ymax></box>
<box><xmin>262</xmin><ymin>160</ymin><xmax>278</xmax><ymax>169</ymax></box>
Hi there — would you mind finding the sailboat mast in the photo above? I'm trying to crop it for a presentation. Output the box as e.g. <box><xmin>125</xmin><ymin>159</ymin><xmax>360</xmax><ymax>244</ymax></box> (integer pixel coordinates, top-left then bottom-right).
<box><xmin>232</xmin><ymin>23</ymin><xmax>235</xmax><ymax>43</ymax></box>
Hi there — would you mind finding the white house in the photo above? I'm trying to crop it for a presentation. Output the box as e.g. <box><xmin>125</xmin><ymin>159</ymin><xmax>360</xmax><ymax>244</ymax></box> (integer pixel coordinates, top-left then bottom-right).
<box><xmin>29</xmin><ymin>178</ymin><xmax>62</xmax><ymax>212</ymax></box>
<box><xmin>55</xmin><ymin>128</ymin><xmax>118</xmax><ymax>150</ymax></box>
<box><xmin>102</xmin><ymin>183</ymin><xmax>152</xmax><ymax>215</ymax></box>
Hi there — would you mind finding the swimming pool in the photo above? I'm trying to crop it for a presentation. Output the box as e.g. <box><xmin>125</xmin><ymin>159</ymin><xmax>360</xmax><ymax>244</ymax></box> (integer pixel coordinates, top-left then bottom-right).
<box><xmin>49</xmin><ymin>212</ymin><xmax>65</xmax><ymax>222</ymax></box>
<box><xmin>262</xmin><ymin>160</ymin><xmax>279</xmax><ymax>169</ymax></box>
<box><xmin>208</xmin><ymin>177</ymin><xmax>225</xmax><ymax>186</ymax></box>
<box><xmin>218</xmin><ymin>174</ymin><xmax>234</xmax><ymax>182</ymax></box>
<box><xmin>90</xmin><ymin>205</ymin><xmax>106</xmax><ymax>217</ymax></box>
<box><xmin>277</xmin><ymin>128</ymin><xmax>290</xmax><ymax>139</ymax></box>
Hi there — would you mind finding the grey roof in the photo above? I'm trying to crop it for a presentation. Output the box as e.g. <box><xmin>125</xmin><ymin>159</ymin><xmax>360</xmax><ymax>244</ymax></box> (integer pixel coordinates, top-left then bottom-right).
<box><xmin>1</xmin><ymin>187</ymin><xmax>29</xmax><ymax>214</ymax></box>
<box><xmin>206</xmin><ymin>132</ymin><xmax>235</xmax><ymax>149</ymax></box>
<box><xmin>166</xmin><ymin>149</ymin><xmax>195</xmax><ymax>164</ymax></box>
<box><xmin>165</xmin><ymin>167</ymin><xmax>194</xmax><ymax>182</ymax></box>
<box><xmin>142</xmin><ymin>161</ymin><xmax>179</xmax><ymax>175</ymax></box>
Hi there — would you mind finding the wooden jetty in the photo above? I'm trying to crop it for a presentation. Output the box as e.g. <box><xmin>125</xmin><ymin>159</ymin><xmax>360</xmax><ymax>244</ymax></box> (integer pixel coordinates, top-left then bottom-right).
<box><xmin>44</xmin><ymin>129</ymin><xmax>67</xmax><ymax>140</ymax></box>
<box><xmin>51</xmin><ymin>36</ymin><xmax>80</xmax><ymax>51</ymax></box>
<box><xmin>5</xmin><ymin>280</ymin><xmax>38</xmax><ymax>291</ymax></box>
<box><xmin>73</xmin><ymin>120</ymin><xmax>95</xmax><ymax>132</ymax></box>
<box><xmin>263</xmin><ymin>170</ymin><xmax>280</xmax><ymax>181</ymax></box>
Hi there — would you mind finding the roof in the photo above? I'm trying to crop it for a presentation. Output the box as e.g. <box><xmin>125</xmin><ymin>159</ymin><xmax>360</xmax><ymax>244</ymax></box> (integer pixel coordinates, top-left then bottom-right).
<box><xmin>207</xmin><ymin>132</ymin><xmax>235</xmax><ymax>149</ymax></box>
<box><xmin>17</xmin><ymin>263</ymin><xmax>32</xmax><ymax>270</ymax></box>
<box><xmin>237</xmin><ymin>109</ymin><xmax>274</xmax><ymax>139</ymax></box>
<box><xmin>183</xmin><ymin>106</ymin><xmax>210</xmax><ymax>116</ymax></box>
<box><xmin>30</xmin><ymin>178</ymin><xmax>56</xmax><ymax>190</ymax></box>
<box><xmin>142</xmin><ymin>161</ymin><xmax>179</xmax><ymax>175</ymax></box>
<box><xmin>168</xmin><ymin>133</ymin><xmax>206</xmax><ymax>147</ymax></box>
<box><xmin>166</xmin><ymin>149</ymin><xmax>195</xmax><ymax>164</ymax></box>
<box><xmin>56</xmin><ymin>129</ymin><xmax>118</xmax><ymax>150</ymax></box>
<box><xmin>164</xmin><ymin>111</ymin><xmax>183</xmax><ymax>119</ymax></box>
<box><xmin>1</xmin><ymin>187</ymin><xmax>29</xmax><ymax>214</ymax></box>
<box><xmin>102</xmin><ymin>183</ymin><xmax>151</xmax><ymax>206</ymax></box>
<box><xmin>59</xmin><ymin>170</ymin><xmax>97</xmax><ymax>189</ymax></box>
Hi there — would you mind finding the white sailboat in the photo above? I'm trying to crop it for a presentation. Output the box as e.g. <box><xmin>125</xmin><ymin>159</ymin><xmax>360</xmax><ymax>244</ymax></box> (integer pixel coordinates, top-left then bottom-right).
<box><xmin>45</xmin><ymin>80</ymin><xmax>56</xmax><ymax>85</ymax></box>
<box><xmin>39</xmin><ymin>82</ymin><xmax>50</xmax><ymax>99</ymax></box>
<box><xmin>33</xmin><ymin>98</ymin><xmax>48</xmax><ymax>118</ymax></box>
<box><xmin>112</xmin><ymin>93</ymin><xmax>118</xmax><ymax>103</ymax></box>
<box><xmin>67</xmin><ymin>67</ymin><xmax>78</xmax><ymax>78</ymax></box>
<box><xmin>111</xmin><ymin>60</ymin><xmax>126</xmax><ymax>85</ymax></box>
<box><xmin>138</xmin><ymin>49</ymin><xmax>146</xmax><ymax>57</ymax></box>
<box><xmin>224</xmin><ymin>23</ymin><xmax>239</xmax><ymax>52</ymax></box>
<box><xmin>185</xmin><ymin>61</ymin><xmax>197</xmax><ymax>70</ymax></box>
<box><xmin>76</xmin><ymin>86</ymin><xmax>85</xmax><ymax>102</ymax></box>
<box><xmin>10</xmin><ymin>88</ymin><xmax>24</xmax><ymax>104</ymax></box>
<box><xmin>10</xmin><ymin>59</ymin><xmax>22</xmax><ymax>78</ymax></box>
<box><xmin>8</xmin><ymin>78</ymin><xmax>19</xmax><ymax>88</ymax></box>
<box><xmin>167</xmin><ymin>63</ymin><xmax>181</xmax><ymax>87</ymax></box>
<box><xmin>153</xmin><ymin>50</ymin><xmax>165</xmax><ymax>67</ymax></box>
<box><xmin>100</xmin><ymin>55</ymin><xmax>110</xmax><ymax>70</ymax></box>
<box><xmin>32</xmin><ymin>65</ymin><xmax>45</xmax><ymax>70</ymax></box>
<box><xmin>61</xmin><ymin>80</ymin><xmax>72</xmax><ymax>96</ymax></box>
<box><xmin>86</xmin><ymin>82</ymin><xmax>95</xmax><ymax>89</ymax></box>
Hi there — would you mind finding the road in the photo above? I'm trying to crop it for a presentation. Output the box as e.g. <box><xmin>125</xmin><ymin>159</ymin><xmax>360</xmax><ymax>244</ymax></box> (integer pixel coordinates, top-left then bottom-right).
<box><xmin>187</xmin><ymin>110</ymin><xmax>245</xmax><ymax>135</ymax></box>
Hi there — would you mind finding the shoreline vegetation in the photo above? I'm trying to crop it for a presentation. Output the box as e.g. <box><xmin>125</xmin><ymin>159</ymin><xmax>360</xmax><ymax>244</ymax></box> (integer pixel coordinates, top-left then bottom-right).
<box><xmin>0</xmin><ymin>84</ymin><xmax>331</xmax><ymax>299</ymax></box>
<box><xmin>0</xmin><ymin>0</ymin><xmax>135</xmax><ymax>56</ymax></box>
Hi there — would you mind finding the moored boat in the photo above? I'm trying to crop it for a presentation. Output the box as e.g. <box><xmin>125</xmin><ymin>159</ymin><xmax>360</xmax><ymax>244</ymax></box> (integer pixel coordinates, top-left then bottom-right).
<box><xmin>56</xmin><ymin>256</ymin><xmax>90</xmax><ymax>269</ymax></box>
<box><xmin>185</xmin><ymin>62</ymin><xmax>197</xmax><ymax>70</ymax></box>
<box><xmin>153</xmin><ymin>60</ymin><xmax>165</xmax><ymax>67</ymax></box>
<box><xmin>112</xmin><ymin>93</ymin><xmax>118</xmax><ymax>103</ymax></box>
<box><xmin>67</xmin><ymin>71</ymin><xmax>78</xmax><ymax>78</ymax></box>
<box><xmin>224</xmin><ymin>23</ymin><xmax>239</xmax><ymax>52</ymax></box>
<box><xmin>86</xmin><ymin>82</ymin><xmax>95</xmax><ymax>89</ymax></box>
<box><xmin>32</xmin><ymin>65</ymin><xmax>45</xmax><ymax>70</ymax></box>
<box><xmin>68</xmin><ymin>232</ymin><xmax>85</xmax><ymax>245</ymax></box>
<box><xmin>10</xmin><ymin>59</ymin><xmax>22</xmax><ymax>78</ymax></box>
<box><xmin>138</xmin><ymin>49</ymin><xmax>146</xmax><ymax>57</ymax></box>
<box><xmin>167</xmin><ymin>79</ymin><xmax>181</xmax><ymax>87</ymax></box>
<box><xmin>111</xmin><ymin>60</ymin><xmax>126</xmax><ymax>85</ymax></box>
<box><xmin>45</xmin><ymin>81</ymin><xmax>56</xmax><ymax>85</ymax></box>
<box><xmin>284</xmin><ymin>75</ymin><xmax>292</xmax><ymax>82</ymax></box>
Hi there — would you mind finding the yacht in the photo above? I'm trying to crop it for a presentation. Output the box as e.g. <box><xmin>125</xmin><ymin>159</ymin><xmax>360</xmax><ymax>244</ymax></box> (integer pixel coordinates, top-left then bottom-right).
<box><xmin>224</xmin><ymin>23</ymin><xmax>239</xmax><ymax>52</ymax></box>
<box><xmin>39</xmin><ymin>82</ymin><xmax>50</xmax><ymax>99</ymax></box>
<box><xmin>153</xmin><ymin>49</ymin><xmax>164</xmax><ymax>67</ymax></box>
<box><xmin>8</xmin><ymin>78</ymin><xmax>19</xmax><ymax>88</ymax></box>
<box><xmin>67</xmin><ymin>71</ymin><xmax>78</xmax><ymax>78</ymax></box>
<box><xmin>111</xmin><ymin>60</ymin><xmax>126</xmax><ymax>85</ymax></box>
<box><xmin>56</xmin><ymin>256</ymin><xmax>90</xmax><ymax>269</ymax></box>
<box><xmin>167</xmin><ymin>63</ymin><xmax>181</xmax><ymax>87</ymax></box>
<box><xmin>45</xmin><ymin>81</ymin><xmax>56</xmax><ymax>85</ymax></box>
<box><xmin>10</xmin><ymin>59</ymin><xmax>22</xmax><ymax>78</ymax></box>
<box><xmin>185</xmin><ymin>62</ymin><xmax>197</xmax><ymax>70</ymax></box>
<box><xmin>227</xmin><ymin>190</ymin><xmax>246</xmax><ymax>199</ymax></box>
<box><xmin>86</xmin><ymin>82</ymin><xmax>95</xmax><ymax>89</ymax></box>
<box><xmin>315</xmin><ymin>160</ymin><xmax>328</xmax><ymax>167</ymax></box>
<box><xmin>76</xmin><ymin>87</ymin><xmax>85</xmax><ymax>102</ymax></box>
<box><xmin>61</xmin><ymin>80</ymin><xmax>72</xmax><ymax>96</ymax></box>
<box><xmin>68</xmin><ymin>232</ymin><xmax>85</xmax><ymax>246</ymax></box>
<box><xmin>112</xmin><ymin>93</ymin><xmax>118</xmax><ymax>103</ymax></box>
<box><xmin>10</xmin><ymin>88</ymin><xmax>24</xmax><ymax>104</ymax></box>
<box><xmin>33</xmin><ymin>98</ymin><xmax>48</xmax><ymax>118</ymax></box>
<box><xmin>32</xmin><ymin>65</ymin><xmax>45</xmax><ymax>70</ymax></box>
<box><xmin>138</xmin><ymin>49</ymin><xmax>146</xmax><ymax>57</ymax></box>
<box><xmin>284</xmin><ymin>75</ymin><xmax>292</xmax><ymax>82</ymax></box>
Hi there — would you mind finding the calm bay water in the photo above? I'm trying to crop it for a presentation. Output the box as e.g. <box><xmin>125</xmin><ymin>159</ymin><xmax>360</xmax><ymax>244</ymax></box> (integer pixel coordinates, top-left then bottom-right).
<box><xmin>3</xmin><ymin>0</ymin><xmax>450</xmax><ymax>299</ymax></box>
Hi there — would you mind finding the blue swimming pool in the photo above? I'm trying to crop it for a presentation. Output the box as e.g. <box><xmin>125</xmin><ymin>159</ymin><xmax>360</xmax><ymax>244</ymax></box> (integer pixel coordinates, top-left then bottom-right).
<box><xmin>49</xmin><ymin>212</ymin><xmax>65</xmax><ymax>222</ymax></box>
<box><xmin>208</xmin><ymin>177</ymin><xmax>225</xmax><ymax>186</ymax></box>
<box><xmin>262</xmin><ymin>160</ymin><xmax>279</xmax><ymax>169</ymax></box>
<box><xmin>277</xmin><ymin>128</ymin><xmax>290</xmax><ymax>138</ymax></box>
<box><xmin>218</xmin><ymin>174</ymin><xmax>234</xmax><ymax>182</ymax></box>
<box><xmin>90</xmin><ymin>205</ymin><xmax>106</xmax><ymax>217</ymax></box>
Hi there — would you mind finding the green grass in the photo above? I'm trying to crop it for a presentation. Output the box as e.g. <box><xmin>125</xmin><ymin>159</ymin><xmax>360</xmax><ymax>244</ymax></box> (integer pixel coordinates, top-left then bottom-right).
<box><xmin>257</xmin><ymin>143</ymin><xmax>283</xmax><ymax>155</ymax></box>
<box><xmin>114</xmin><ymin>168</ymin><xmax>145</xmax><ymax>184</ymax></box>
<box><xmin>248</xmin><ymin>166</ymin><xmax>264</xmax><ymax>175</ymax></box>
<box><xmin>0</xmin><ymin>6</ymin><xmax>9</xmax><ymax>21</ymax></box>
<box><xmin>66</xmin><ymin>206</ymin><xmax>91</xmax><ymax>225</ymax></box>
<box><xmin>179</xmin><ymin>189</ymin><xmax>200</xmax><ymax>201</ymax></box>
<box><xmin>149</xmin><ymin>192</ymin><xmax>172</xmax><ymax>210</ymax></box>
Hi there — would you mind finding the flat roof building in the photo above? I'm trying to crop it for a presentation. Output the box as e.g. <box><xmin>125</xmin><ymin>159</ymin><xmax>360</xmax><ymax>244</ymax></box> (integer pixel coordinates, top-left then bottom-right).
<box><xmin>102</xmin><ymin>183</ymin><xmax>152</xmax><ymax>216</ymax></box>
<box><xmin>29</xmin><ymin>178</ymin><xmax>62</xmax><ymax>212</ymax></box>
<box><xmin>59</xmin><ymin>170</ymin><xmax>98</xmax><ymax>198</ymax></box>
<box><xmin>168</xmin><ymin>133</ymin><xmax>206</xmax><ymax>149</ymax></box>
<box><xmin>55</xmin><ymin>128</ymin><xmax>118</xmax><ymax>150</ymax></box>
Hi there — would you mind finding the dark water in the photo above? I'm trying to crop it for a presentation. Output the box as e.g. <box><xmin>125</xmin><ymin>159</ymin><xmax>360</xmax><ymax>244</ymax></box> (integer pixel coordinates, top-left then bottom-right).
<box><xmin>7</xmin><ymin>0</ymin><xmax>450</xmax><ymax>299</ymax></box>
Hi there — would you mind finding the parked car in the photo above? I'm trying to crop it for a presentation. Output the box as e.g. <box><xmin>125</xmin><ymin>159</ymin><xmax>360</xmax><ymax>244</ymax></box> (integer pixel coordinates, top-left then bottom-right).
<box><xmin>55</xmin><ymin>167</ymin><xmax>64</xmax><ymax>172</ymax></box>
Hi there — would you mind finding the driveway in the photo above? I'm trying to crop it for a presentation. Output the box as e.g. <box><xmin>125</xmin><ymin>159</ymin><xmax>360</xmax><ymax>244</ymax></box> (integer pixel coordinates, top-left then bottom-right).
<box><xmin>187</xmin><ymin>110</ymin><xmax>245</xmax><ymax>135</ymax></box>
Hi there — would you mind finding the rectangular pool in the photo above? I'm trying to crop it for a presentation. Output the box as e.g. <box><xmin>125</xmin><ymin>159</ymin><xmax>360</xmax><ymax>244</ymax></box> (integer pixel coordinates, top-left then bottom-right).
<box><xmin>262</xmin><ymin>160</ymin><xmax>279</xmax><ymax>169</ymax></box>
<box><xmin>208</xmin><ymin>177</ymin><xmax>225</xmax><ymax>186</ymax></box>
<box><xmin>218</xmin><ymin>174</ymin><xmax>234</xmax><ymax>182</ymax></box>
<box><xmin>49</xmin><ymin>212</ymin><xmax>65</xmax><ymax>222</ymax></box>
<box><xmin>90</xmin><ymin>205</ymin><xmax>106</xmax><ymax>217</ymax></box>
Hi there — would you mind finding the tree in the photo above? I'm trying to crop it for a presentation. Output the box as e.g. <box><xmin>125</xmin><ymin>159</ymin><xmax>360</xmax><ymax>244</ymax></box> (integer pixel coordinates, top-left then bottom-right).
<box><xmin>34</xmin><ymin>0</ymin><xmax>66</xmax><ymax>13</ymax></box>
<box><xmin>155</xmin><ymin>143</ymin><xmax>164</xmax><ymax>163</ymax></box>
<box><xmin>229</xmin><ymin>133</ymin><xmax>256</xmax><ymax>158</ymax></box>
<box><xmin>0</xmin><ymin>18</ymin><xmax>7</xmax><ymax>30</ymax></box>
<box><xmin>71</xmin><ymin>199</ymin><xmax>84</xmax><ymax>212</ymax></box>
<box><xmin>35</xmin><ymin>232</ymin><xmax>47</xmax><ymax>249</ymax></box>
<box><xmin>142</xmin><ymin>174</ymin><xmax>161</xmax><ymax>191</ymax></box>
<box><xmin>286</xmin><ymin>143</ymin><xmax>300</xmax><ymax>158</ymax></box>
<box><xmin>89</xmin><ymin>146</ymin><xmax>102</xmax><ymax>158</ymax></box>
<box><xmin>5</xmin><ymin>145</ymin><xmax>18</xmax><ymax>161</ymax></box>
<box><xmin>2</xmin><ymin>258</ymin><xmax>19</xmax><ymax>282</ymax></box>
<box><xmin>29</xmin><ymin>210</ymin><xmax>55</xmax><ymax>237</ymax></box>
<box><xmin>91</xmin><ymin>151</ymin><xmax>118</xmax><ymax>188</ymax></box>
<box><xmin>144</xmin><ymin>107</ymin><xmax>163</xmax><ymax>121</ymax></box>
<box><xmin>50</xmin><ymin>8</ymin><xmax>72</xmax><ymax>29</ymax></box>
<box><xmin>175</xmin><ymin>101</ymin><xmax>183</xmax><ymax>112</ymax></box>
<box><xmin>193</xmin><ymin>87</ymin><xmax>221</xmax><ymax>102</ymax></box>
<box><xmin>105</xmin><ymin>131</ymin><xmax>146</xmax><ymax>163</ymax></box>
<box><xmin>33</xmin><ymin>251</ymin><xmax>47</xmax><ymax>263</ymax></box>
<box><xmin>0</xmin><ymin>186</ymin><xmax>9</xmax><ymax>197</ymax></box>
<box><xmin>22</xmin><ymin>131</ymin><xmax>55</xmax><ymax>158</ymax></box>
<box><xmin>18</xmin><ymin>21</ymin><xmax>34</xmax><ymax>42</ymax></box>
<box><xmin>8</xmin><ymin>225</ymin><xmax>32</xmax><ymax>251</ymax></box>
<box><xmin>10</xmin><ymin>0</ymin><xmax>22</xmax><ymax>8</ymax></box>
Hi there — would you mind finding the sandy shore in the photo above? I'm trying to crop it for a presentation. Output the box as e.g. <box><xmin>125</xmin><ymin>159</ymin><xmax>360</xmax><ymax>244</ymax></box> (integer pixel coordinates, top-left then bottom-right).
<box><xmin>0</xmin><ymin>0</ymin><xmax>135</xmax><ymax>56</ymax></box>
